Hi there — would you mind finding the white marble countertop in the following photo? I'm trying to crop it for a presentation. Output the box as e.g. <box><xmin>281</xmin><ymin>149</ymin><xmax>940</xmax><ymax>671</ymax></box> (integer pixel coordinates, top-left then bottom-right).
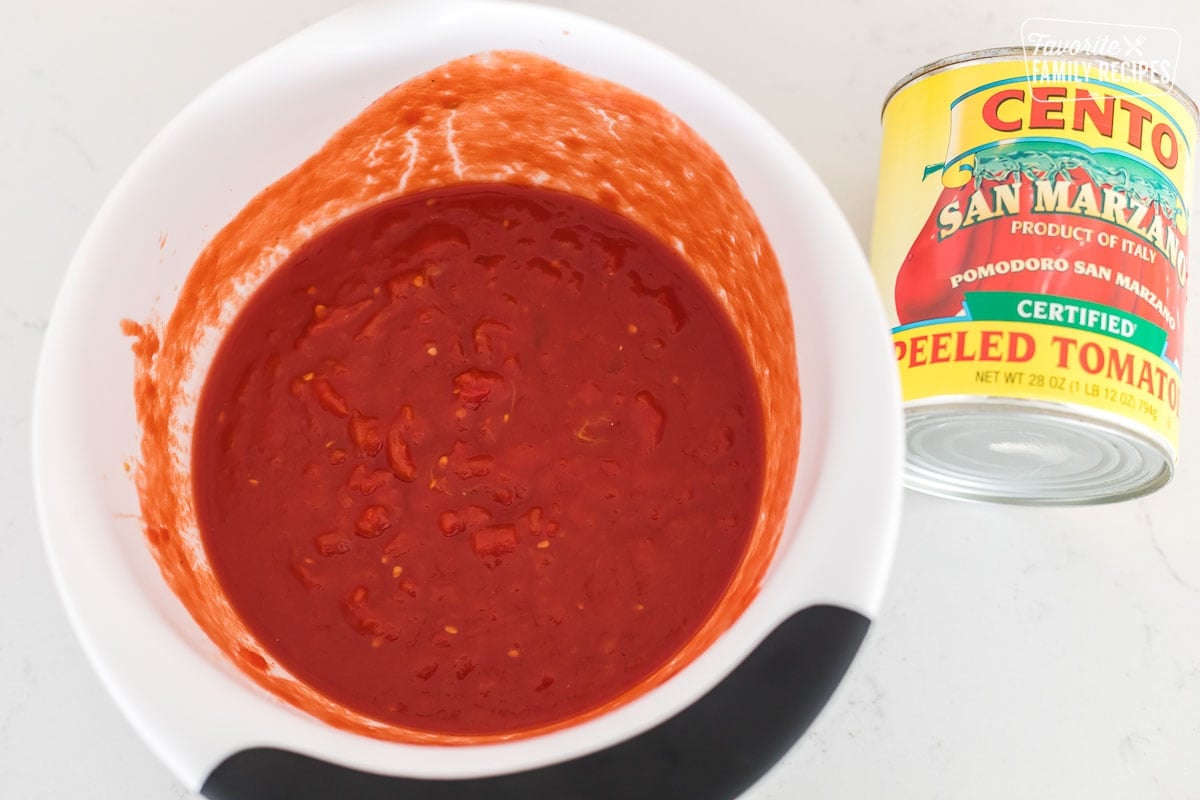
<box><xmin>5</xmin><ymin>0</ymin><xmax>1200</xmax><ymax>797</ymax></box>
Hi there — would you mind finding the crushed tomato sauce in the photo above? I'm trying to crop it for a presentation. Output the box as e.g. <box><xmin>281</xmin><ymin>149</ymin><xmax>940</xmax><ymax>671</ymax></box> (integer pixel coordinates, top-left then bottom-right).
<box><xmin>192</xmin><ymin>183</ymin><xmax>765</xmax><ymax>734</ymax></box>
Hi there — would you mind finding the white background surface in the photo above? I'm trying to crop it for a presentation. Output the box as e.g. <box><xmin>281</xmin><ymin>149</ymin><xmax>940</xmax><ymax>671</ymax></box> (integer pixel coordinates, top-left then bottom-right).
<box><xmin>4</xmin><ymin>1</ymin><xmax>1199</xmax><ymax>798</ymax></box>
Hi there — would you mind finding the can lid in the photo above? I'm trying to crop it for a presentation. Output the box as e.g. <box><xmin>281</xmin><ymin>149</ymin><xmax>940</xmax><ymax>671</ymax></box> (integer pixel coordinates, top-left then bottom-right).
<box><xmin>881</xmin><ymin>46</ymin><xmax>1198</xmax><ymax>122</ymax></box>
<box><xmin>903</xmin><ymin>400</ymin><xmax>1173</xmax><ymax>505</ymax></box>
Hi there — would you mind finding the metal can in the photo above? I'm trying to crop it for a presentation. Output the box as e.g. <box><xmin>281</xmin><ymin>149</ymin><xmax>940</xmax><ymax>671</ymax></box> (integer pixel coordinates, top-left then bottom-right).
<box><xmin>871</xmin><ymin>47</ymin><xmax>1198</xmax><ymax>504</ymax></box>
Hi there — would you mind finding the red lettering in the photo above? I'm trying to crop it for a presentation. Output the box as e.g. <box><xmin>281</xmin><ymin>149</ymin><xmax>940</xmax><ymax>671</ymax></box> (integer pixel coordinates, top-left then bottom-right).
<box><xmin>930</xmin><ymin>332</ymin><xmax>952</xmax><ymax>364</ymax></box>
<box><xmin>1151</xmin><ymin>123</ymin><xmax>1179</xmax><ymax>169</ymax></box>
<box><xmin>982</xmin><ymin>89</ymin><xmax>1024</xmax><ymax>133</ymax></box>
<box><xmin>979</xmin><ymin>330</ymin><xmax>1003</xmax><ymax>361</ymax></box>
<box><xmin>1051</xmin><ymin>335</ymin><xmax>1075</xmax><ymax>367</ymax></box>
<box><xmin>900</xmin><ymin>331</ymin><xmax>1047</xmax><ymax>368</ymax></box>
<box><xmin>908</xmin><ymin>334</ymin><xmax>928</xmax><ymax>367</ymax></box>
<box><xmin>1071</xmin><ymin>89</ymin><xmax>1115</xmax><ymax>137</ymax></box>
<box><xmin>1007</xmin><ymin>332</ymin><xmax>1036</xmax><ymax>362</ymax></box>
<box><xmin>955</xmin><ymin>331</ymin><xmax>977</xmax><ymax>361</ymax></box>
<box><xmin>1120</xmin><ymin>99</ymin><xmax>1152</xmax><ymax>149</ymax></box>
<box><xmin>1079</xmin><ymin>342</ymin><xmax>1105</xmax><ymax>374</ymax></box>
<box><xmin>1136</xmin><ymin>361</ymin><xmax>1155</xmax><ymax>394</ymax></box>
<box><xmin>1030</xmin><ymin>86</ymin><xmax>1067</xmax><ymax>129</ymax></box>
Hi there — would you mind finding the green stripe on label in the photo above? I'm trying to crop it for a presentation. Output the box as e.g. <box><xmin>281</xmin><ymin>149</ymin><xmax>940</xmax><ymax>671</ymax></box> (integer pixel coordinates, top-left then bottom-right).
<box><xmin>963</xmin><ymin>291</ymin><xmax>1167</xmax><ymax>355</ymax></box>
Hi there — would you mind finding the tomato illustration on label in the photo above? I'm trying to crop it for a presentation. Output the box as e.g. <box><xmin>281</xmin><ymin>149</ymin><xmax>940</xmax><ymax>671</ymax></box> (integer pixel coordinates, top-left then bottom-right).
<box><xmin>895</xmin><ymin>142</ymin><xmax>1188</xmax><ymax>363</ymax></box>
<box><xmin>894</xmin><ymin>180</ymin><xmax>977</xmax><ymax>324</ymax></box>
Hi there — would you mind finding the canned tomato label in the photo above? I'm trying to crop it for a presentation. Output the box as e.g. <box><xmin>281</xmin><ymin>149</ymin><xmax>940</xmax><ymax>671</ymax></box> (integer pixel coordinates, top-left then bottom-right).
<box><xmin>871</xmin><ymin>48</ymin><xmax>1198</xmax><ymax>503</ymax></box>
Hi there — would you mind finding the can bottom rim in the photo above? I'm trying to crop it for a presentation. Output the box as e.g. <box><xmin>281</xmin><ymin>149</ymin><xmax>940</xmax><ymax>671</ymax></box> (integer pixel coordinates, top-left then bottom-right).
<box><xmin>903</xmin><ymin>399</ymin><xmax>1174</xmax><ymax>505</ymax></box>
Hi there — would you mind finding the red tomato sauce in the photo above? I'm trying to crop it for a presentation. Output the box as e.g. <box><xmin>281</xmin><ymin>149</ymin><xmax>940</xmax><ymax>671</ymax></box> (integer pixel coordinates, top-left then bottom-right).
<box><xmin>192</xmin><ymin>183</ymin><xmax>765</xmax><ymax>735</ymax></box>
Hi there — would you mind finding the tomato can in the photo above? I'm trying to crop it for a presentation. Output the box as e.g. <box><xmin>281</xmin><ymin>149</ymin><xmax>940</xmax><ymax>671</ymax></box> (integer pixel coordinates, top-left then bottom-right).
<box><xmin>871</xmin><ymin>47</ymin><xmax>1198</xmax><ymax>504</ymax></box>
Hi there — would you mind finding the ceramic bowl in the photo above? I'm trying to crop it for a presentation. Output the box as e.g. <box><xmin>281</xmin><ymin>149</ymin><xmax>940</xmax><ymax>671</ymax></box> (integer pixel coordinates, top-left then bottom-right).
<box><xmin>33</xmin><ymin>2</ymin><xmax>902</xmax><ymax>797</ymax></box>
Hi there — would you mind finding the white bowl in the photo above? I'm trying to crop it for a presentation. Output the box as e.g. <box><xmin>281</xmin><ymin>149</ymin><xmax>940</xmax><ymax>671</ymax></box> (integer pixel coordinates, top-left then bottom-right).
<box><xmin>33</xmin><ymin>1</ymin><xmax>902</xmax><ymax>797</ymax></box>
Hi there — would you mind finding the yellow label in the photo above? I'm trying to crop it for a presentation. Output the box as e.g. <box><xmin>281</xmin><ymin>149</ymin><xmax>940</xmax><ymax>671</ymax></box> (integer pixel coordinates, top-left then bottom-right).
<box><xmin>895</xmin><ymin>320</ymin><xmax>1180</xmax><ymax>448</ymax></box>
<box><xmin>872</xmin><ymin>54</ymin><xmax>1196</xmax><ymax>452</ymax></box>
<box><xmin>942</xmin><ymin>78</ymin><xmax>1194</xmax><ymax>195</ymax></box>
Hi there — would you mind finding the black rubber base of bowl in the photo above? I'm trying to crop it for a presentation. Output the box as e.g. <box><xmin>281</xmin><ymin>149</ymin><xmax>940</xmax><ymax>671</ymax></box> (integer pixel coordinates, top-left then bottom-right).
<box><xmin>201</xmin><ymin>604</ymin><xmax>868</xmax><ymax>800</ymax></box>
